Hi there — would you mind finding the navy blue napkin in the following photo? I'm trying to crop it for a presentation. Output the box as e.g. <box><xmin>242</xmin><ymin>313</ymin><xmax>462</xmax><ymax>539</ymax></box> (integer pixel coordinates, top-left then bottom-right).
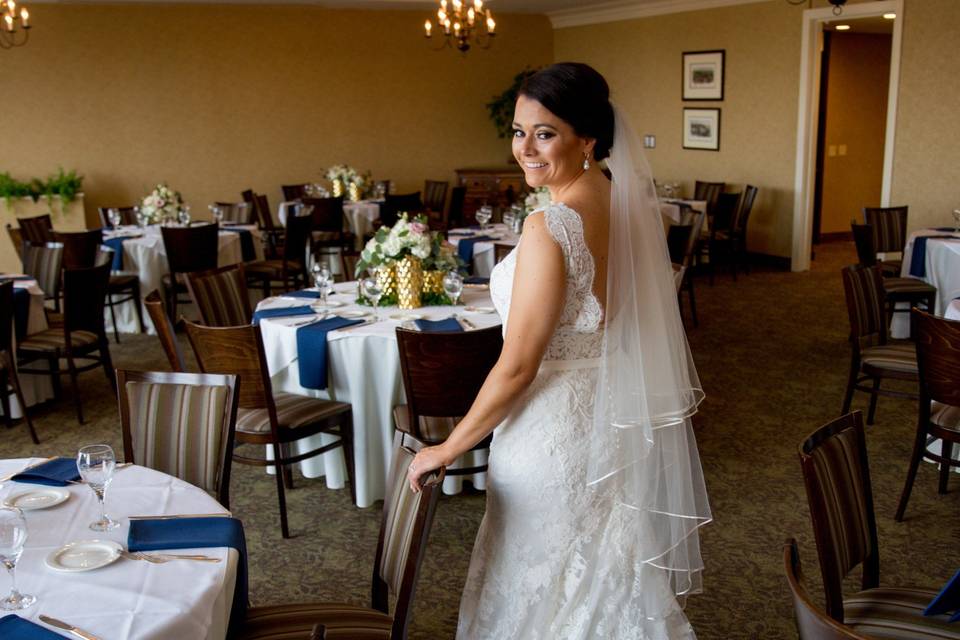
<box><xmin>128</xmin><ymin>517</ymin><xmax>247</xmax><ymax>636</ymax></box>
<box><xmin>296</xmin><ymin>316</ymin><xmax>363</xmax><ymax>389</ymax></box>
<box><xmin>464</xmin><ymin>276</ymin><xmax>489</xmax><ymax>285</ymax></box>
<box><xmin>283</xmin><ymin>289</ymin><xmax>322</xmax><ymax>299</ymax></box>
<box><xmin>223</xmin><ymin>227</ymin><xmax>256</xmax><ymax>262</ymax></box>
<box><xmin>457</xmin><ymin>236</ymin><xmax>493</xmax><ymax>265</ymax></box>
<box><xmin>12</xmin><ymin>458</ymin><xmax>80</xmax><ymax>487</ymax></box>
<box><xmin>414</xmin><ymin>318</ymin><xmax>464</xmax><ymax>332</ymax></box>
<box><xmin>0</xmin><ymin>615</ymin><xmax>65</xmax><ymax>639</ymax></box>
<box><xmin>925</xmin><ymin>568</ymin><xmax>960</xmax><ymax>621</ymax></box>
<box><xmin>252</xmin><ymin>305</ymin><xmax>314</xmax><ymax>325</ymax></box>
<box><xmin>12</xmin><ymin>288</ymin><xmax>29</xmax><ymax>342</ymax></box>
<box><xmin>909</xmin><ymin>236</ymin><xmax>956</xmax><ymax>278</ymax></box>
<box><xmin>102</xmin><ymin>237</ymin><xmax>126</xmax><ymax>270</ymax></box>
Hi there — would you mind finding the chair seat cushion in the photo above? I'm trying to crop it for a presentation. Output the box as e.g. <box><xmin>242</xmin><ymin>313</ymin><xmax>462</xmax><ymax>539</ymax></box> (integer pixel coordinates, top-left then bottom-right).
<box><xmin>884</xmin><ymin>278</ymin><xmax>936</xmax><ymax>295</ymax></box>
<box><xmin>238</xmin><ymin>603</ymin><xmax>392</xmax><ymax>640</ymax></box>
<box><xmin>861</xmin><ymin>344</ymin><xmax>918</xmax><ymax>374</ymax></box>
<box><xmin>932</xmin><ymin>401</ymin><xmax>960</xmax><ymax>432</ymax></box>
<box><xmin>845</xmin><ymin>586</ymin><xmax>960</xmax><ymax>639</ymax></box>
<box><xmin>237</xmin><ymin>392</ymin><xmax>350</xmax><ymax>434</ymax></box>
<box><xmin>19</xmin><ymin>329</ymin><xmax>99</xmax><ymax>352</ymax></box>
<box><xmin>392</xmin><ymin>406</ymin><xmax>459</xmax><ymax>443</ymax></box>
<box><xmin>879</xmin><ymin>260</ymin><xmax>901</xmax><ymax>276</ymax></box>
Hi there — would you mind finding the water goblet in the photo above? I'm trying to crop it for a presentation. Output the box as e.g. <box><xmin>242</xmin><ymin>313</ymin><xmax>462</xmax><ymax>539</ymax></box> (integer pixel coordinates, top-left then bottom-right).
<box><xmin>0</xmin><ymin>507</ymin><xmax>34</xmax><ymax>611</ymax></box>
<box><xmin>502</xmin><ymin>210</ymin><xmax>515</xmax><ymax>232</ymax></box>
<box><xmin>952</xmin><ymin>209</ymin><xmax>960</xmax><ymax>233</ymax></box>
<box><xmin>443</xmin><ymin>270</ymin><xmax>464</xmax><ymax>305</ymax></box>
<box><xmin>77</xmin><ymin>444</ymin><xmax>119</xmax><ymax>532</ymax></box>
<box><xmin>475</xmin><ymin>205</ymin><xmax>493</xmax><ymax>231</ymax></box>
<box><xmin>209</xmin><ymin>204</ymin><xmax>224</xmax><ymax>225</ymax></box>
<box><xmin>106</xmin><ymin>207</ymin><xmax>121</xmax><ymax>229</ymax></box>
<box><xmin>135</xmin><ymin>206</ymin><xmax>146</xmax><ymax>229</ymax></box>
<box><xmin>178</xmin><ymin>206</ymin><xmax>192</xmax><ymax>226</ymax></box>
<box><xmin>361</xmin><ymin>276</ymin><xmax>383</xmax><ymax>319</ymax></box>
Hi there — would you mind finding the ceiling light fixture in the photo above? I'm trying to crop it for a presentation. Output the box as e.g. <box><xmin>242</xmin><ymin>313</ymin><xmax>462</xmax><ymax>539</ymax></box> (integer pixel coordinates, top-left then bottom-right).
<box><xmin>424</xmin><ymin>0</ymin><xmax>496</xmax><ymax>53</ymax></box>
<box><xmin>785</xmin><ymin>0</ymin><xmax>847</xmax><ymax>16</ymax></box>
<box><xmin>0</xmin><ymin>0</ymin><xmax>30</xmax><ymax>50</ymax></box>
<box><xmin>835</xmin><ymin>24</ymin><xmax>851</xmax><ymax>30</ymax></box>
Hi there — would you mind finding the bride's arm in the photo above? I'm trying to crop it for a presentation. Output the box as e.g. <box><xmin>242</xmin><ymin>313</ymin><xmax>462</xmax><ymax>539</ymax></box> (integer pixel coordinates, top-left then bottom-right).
<box><xmin>407</xmin><ymin>211</ymin><xmax>567</xmax><ymax>491</ymax></box>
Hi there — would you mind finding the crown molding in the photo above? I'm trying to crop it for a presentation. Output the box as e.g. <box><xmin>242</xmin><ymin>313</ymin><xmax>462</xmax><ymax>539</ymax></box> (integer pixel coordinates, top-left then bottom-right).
<box><xmin>548</xmin><ymin>0</ymin><xmax>771</xmax><ymax>29</ymax></box>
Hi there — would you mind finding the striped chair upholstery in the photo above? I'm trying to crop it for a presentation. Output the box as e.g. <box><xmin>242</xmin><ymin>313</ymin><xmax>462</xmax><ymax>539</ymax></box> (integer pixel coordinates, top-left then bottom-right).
<box><xmin>186</xmin><ymin>264</ymin><xmax>252</xmax><ymax>327</ymax></box>
<box><xmin>119</xmin><ymin>371</ymin><xmax>237</xmax><ymax>508</ymax></box>
<box><xmin>863</xmin><ymin>206</ymin><xmax>908</xmax><ymax>255</ymax></box>
<box><xmin>859</xmin><ymin>344</ymin><xmax>917</xmax><ymax>374</ymax></box>
<box><xmin>842</xmin><ymin>264</ymin><xmax>887</xmax><ymax>350</ymax></box>
<box><xmin>19</xmin><ymin>330</ymin><xmax>98</xmax><ymax>351</ymax></box>
<box><xmin>379</xmin><ymin>444</ymin><xmax>429</xmax><ymax>595</ymax></box>
<box><xmin>843</xmin><ymin>588</ymin><xmax>960</xmax><ymax>639</ymax></box>
<box><xmin>237</xmin><ymin>393</ymin><xmax>349</xmax><ymax>434</ymax></box>
<box><xmin>21</xmin><ymin>242</ymin><xmax>63</xmax><ymax>306</ymax></box>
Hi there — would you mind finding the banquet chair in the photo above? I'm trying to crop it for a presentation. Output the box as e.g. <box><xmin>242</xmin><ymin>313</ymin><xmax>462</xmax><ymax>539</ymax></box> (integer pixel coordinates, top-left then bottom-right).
<box><xmin>339</xmin><ymin>249</ymin><xmax>360</xmax><ymax>282</ymax></box>
<box><xmin>16</xmin><ymin>214</ymin><xmax>54</xmax><ymax>245</ymax></box>
<box><xmin>423</xmin><ymin>180</ymin><xmax>449</xmax><ymax>228</ymax></box>
<box><xmin>693</xmin><ymin>180</ymin><xmax>724</xmax><ymax>216</ymax></box>
<box><xmin>304</xmin><ymin>196</ymin><xmax>352</xmax><ymax>260</ymax></box>
<box><xmin>895</xmin><ymin>309</ymin><xmax>960</xmax><ymax>521</ymax></box>
<box><xmin>667</xmin><ymin>209</ymin><xmax>706</xmax><ymax>328</ymax></box>
<box><xmin>97</xmin><ymin>206</ymin><xmax>138</xmax><ymax>228</ymax></box>
<box><xmin>447</xmin><ymin>186</ymin><xmax>466</xmax><ymax>229</ymax></box>
<box><xmin>840</xmin><ymin>264</ymin><xmax>918</xmax><ymax>425</ymax></box>
<box><xmin>851</xmin><ymin>222</ymin><xmax>936</xmax><ymax>336</ymax></box>
<box><xmin>253</xmin><ymin>193</ymin><xmax>283</xmax><ymax>259</ymax></box>
<box><xmin>862</xmin><ymin>206</ymin><xmax>909</xmax><ymax>277</ymax></box>
<box><xmin>184</xmin><ymin>320</ymin><xmax>356</xmax><ymax>538</ymax></box>
<box><xmin>17</xmin><ymin>259</ymin><xmax>115</xmax><ymax>424</ymax></box>
<box><xmin>393</xmin><ymin>325</ymin><xmax>502</xmax><ymax>476</ymax></box>
<box><xmin>5</xmin><ymin>225</ymin><xmax>23</xmax><ymax>261</ymax></box>
<box><xmin>245</xmin><ymin>209</ymin><xmax>312</xmax><ymax>297</ymax></box>
<box><xmin>144</xmin><ymin>290</ymin><xmax>187</xmax><ymax>372</ymax></box>
<box><xmin>21</xmin><ymin>241</ymin><xmax>63</xmax><ymax>315</ymax></box>
<box><xmin>186</xmin><ymin>264</ymin><xmax>253</xmax><ymax>327</ymax></box>
<box><xmin>117</xmin><ymin>369</ymin><xmax>239</xmax><ymax>509</ymax></box>
<box><xmin>712</xmin><ymin>185</ymin><xmax>758</xmax><ymax>281</ymax></box>
<box><xmin>282</xmin><ymin>184</ymin><xmax>308</xmax><ymax>202</ymax></box>
<box><xmin>381</xmin><ymin>192</ymin><xmax>424</xmax><ymax>229</ymax></box>
<box><xmin>160</xmin><ymin>223</ymin><xmax>220</xmax><ymax>323</ymax></box>
<box><xmin>215</xmin><ymin>201</ymin><xmax>256</xmax><ymax>225</ymax></box>
<box><xmin>0</xmin><ymin>281</ymin><xmax>39</xmax><ymax>444</ymax></box>
<box><xmin>783</xmin><ymin>539</ymin><xmax>870</xmax><ymax>640</ymax></box>
<box><xmin>234</xmin><ymin>432</ymin><xmax>444</xmax><ymax>640</ymax></box>
<box><xmin>798</xmin><ymin>411</ymin><xmax>959</xmax><ymax>637</ymax></box>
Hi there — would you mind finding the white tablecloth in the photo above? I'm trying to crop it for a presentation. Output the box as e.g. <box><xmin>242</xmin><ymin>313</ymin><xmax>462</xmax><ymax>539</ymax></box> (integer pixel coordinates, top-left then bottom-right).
<box><xmin>277</xmin><ymin>200</ymin><xmax>381</xmax><ymax>250</ymax></box>
<box><xmin>447</xmin><ymin>224</ymin><xmax>517</xmax><ymax>278</ymax></box>
<box><xmin>5</xmin><ymin>277</ymin><xmax>54</xmax><ymax>419</ymax></box>
<box><xmin>103</xmin><ymin>225</ymin><xmax>264</xmax><ymax>335</ymax></box>
<box><xmin>0</xmin><ymin>458</ymin><xmax>237</xmax><ymax>640</ymax></box>
<box><xmin>891</xmin><ymin>229</ymin><xmax>960</xmax><ymax>339</ymax></box>
<box><xmin>256</xmin><ymin>283</ymin><xmax>502</xmax><ymax>507</ymax></box>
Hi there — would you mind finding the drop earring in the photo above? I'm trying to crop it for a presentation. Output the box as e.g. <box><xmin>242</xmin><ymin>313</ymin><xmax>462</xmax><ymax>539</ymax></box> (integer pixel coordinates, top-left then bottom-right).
<box><xmin>582</xmin><ymin>155</ymin><xmax>590</xmax><ymax>171</ymax></box>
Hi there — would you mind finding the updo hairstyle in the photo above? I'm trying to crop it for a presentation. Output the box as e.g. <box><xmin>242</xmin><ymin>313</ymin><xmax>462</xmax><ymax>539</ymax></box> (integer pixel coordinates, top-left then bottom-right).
<box><xmin>518</xmin><ymin>62</ymin><xmax>615</xmax><ymax>162</ymax></box>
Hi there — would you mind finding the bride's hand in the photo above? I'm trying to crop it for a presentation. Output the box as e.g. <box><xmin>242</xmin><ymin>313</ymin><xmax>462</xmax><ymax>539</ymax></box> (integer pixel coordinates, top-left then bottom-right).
<box><xmin>407</xmin><ymin>445</ymin><xmax>449</xmax><ymax>493</ymax></box>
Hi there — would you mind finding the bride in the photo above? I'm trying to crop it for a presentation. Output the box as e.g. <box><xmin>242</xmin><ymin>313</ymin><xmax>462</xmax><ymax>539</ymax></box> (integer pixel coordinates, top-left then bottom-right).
<box><xmin>407</xmin><ymin>62</ymin><xmax>711</xmax><ymax>639</ymax></box>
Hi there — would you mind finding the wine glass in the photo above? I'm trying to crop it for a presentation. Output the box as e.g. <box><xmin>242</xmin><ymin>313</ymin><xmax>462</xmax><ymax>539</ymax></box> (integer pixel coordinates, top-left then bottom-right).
<box><xmin>0</xmin><ymin>507</ymin><xmax>34</xmax><ymax>611</ymax></box>
<box><xmin>361</xmin><ymin>276</ymin><xmax>383</xmax><ymax>319</ymax></box>
<box><xmin>475</xmin><ymin>205</ymin><xmax>493</xmax><ymax>231</ymax></box>
<box><xmin>106</xmin><ymin>207</ymin><xmax>121</xmax><ymax>229</ymax></box>
<box><xmin>443</xmin><ymin>270</ymin><xmax>464</xmax><ymax>305</ymax></box>
<box><xmin>178</xmin><ymin>206</ymin><xmax>192</xmax><ymax>226</ymax></box>
<box><xmin>77</xmin><ymin>444</ymin><xmax>119</xmax><ymax>532</ymax></box>
<box><xmin>134</xmin><ymin>206</ymin><xmax>146</xmax><ymax>229</ymax></box>
<box><xmin>209</xmin><ymin>204</ymin><xmax>224</xmax><ymax>226</ymax></box>
<box><xmin>502</xmin><ymin>209</ymin><xmax>515</xmax><ymax>233</ymax></box>
<box><xmin>952</xmin><ymin>209</ymin><xmax>960</xmax><ymax>233</ymax></box>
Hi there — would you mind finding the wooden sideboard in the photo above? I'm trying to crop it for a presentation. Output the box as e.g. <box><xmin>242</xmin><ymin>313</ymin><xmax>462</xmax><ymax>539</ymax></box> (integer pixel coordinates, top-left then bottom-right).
<box><xmin>455</xmin><ymin>167</ymin><xmax>525</xmax><ymax>225</ymax></box>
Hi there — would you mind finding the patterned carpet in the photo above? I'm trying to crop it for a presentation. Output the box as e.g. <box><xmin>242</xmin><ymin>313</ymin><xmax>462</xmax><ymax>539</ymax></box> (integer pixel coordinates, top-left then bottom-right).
<box><xmin>3</xmin><ymin>241</ymin><xmax>958</xmax><ymax>639</ymax></box>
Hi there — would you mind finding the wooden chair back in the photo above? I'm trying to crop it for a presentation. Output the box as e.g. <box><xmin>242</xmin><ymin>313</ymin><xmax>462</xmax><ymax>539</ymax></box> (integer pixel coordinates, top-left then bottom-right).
<box><xmin>117</xmin><ymin>369</ymin><xmax>239</xmax><ymax>508</ymax></box>
<box><xmin>21</xmin><ymin>241</ymin><xmax>63</xmax><ymax>303</ymax></box>
<box><xmin>798</xmin><ymin>411</ymin><xmax>879</xmax><ymax>622</ymax></box>
<box><xmin>282</xmin><ymin>184</ymin><xmax>307</xmax><ymax>202</ymax></box>
<box><xmin>447</xmin><ymin>186</ymin><xmax>466</xmax><ymax>229</ymax></box>
<box><xmin>395</xmin><ymin>326</ymin><xmax>502</xmax><ymax>442</ymax></box>
<box><xmin>735</xmin><ymin>185</ymin><xmax>759</xmax><ymax>235</ymax></box>
<box><xmin>143</xmin><ymin>290</ymin><xmax>187</xmax><ymax>372</ymax></box>
<box><xmin>97</xmin><ymin>206</ymin><xmax>138</xmax><ymax>228</ymax></box>
<box><xmin>783</xmin><ymin>538</ymin><xmax>870</xmax><ymax>639</ymax></box>
<box><xmin>283</xmin><ymin>207</ymin><xmax>313</xmax><ymax>273</ymax></box>
<box><xmin>693</xmin><ymin>181</ymin><xmax>724</xmax><ymax>214</ymax></box>
<box><xmin>423</xmin><ymin>180</ymin><xmax>449</xmax><ymax>213</ymax></box>
<box><xmin>372</xmin><ymin>432</ymin><xmax>445</xmax><ymax>638</ymax></box>
<box><xmin>63</xmin><ymin>261</ymin><xmax>112</xmax><ymax>337</ymax></box>
<box><xmin>17</xmin><ymin>214</ymin><xmax>53</xmax><ymax>244</ymax></box>
<box><xmin>55</xmin><ymin>229</ymin><xmax>103</xmax><ymax>270</ymax></box>
<box><xmin>863</xmin><ymin>206</ymin><xmax>908</xmax><ymax>254</ymax></box>
<box><xmin>840</xmin><ymin>264</ymin><xmax>887</xmax><ymax>350</ymax></box>
<box><xmin>850</xmin><ymin>223</ymin><xmax>877</xmax><ymax>267</ymax></box>
<box><xmin>340</xmin><ymin>249</ymin><xmax>360</xmax><ymax>282</ymax></box>
<box><xmin>5</xmin><ymin>225</ymin><xmax>23</xmax><ymax>260</ymax></box>
<box><xmin>303</xmin><ymin>196</ymin><xmax>345</xmax><ymax>234</ymax></box>
<box><xmin>183</xmin><ymin>320</ymin><xmax>273</xmax><ymax>413</ymax></box>
<box><xmin>667</xmin><ymin>210</ymin><xmax>706</xmax><ymax>269</ymax></box>
<box><xmin>214</xmin><ymin>201</ymin><xmax>255</xmax><ymax>225</ymax></box>
<box><xmin>711</xmin><ymin>192</ymin><xmax>741</xmax><ymax>233</ymax></box>
<box><xmin>160</xmin><ymin>223</ymin><xmax>219</xmax><ymax>276</ymax></box>
<box><xmin>186</xmin><ymin>264</ymin><xmax>252</xmax><ymax>327</ymax></box>
<box><xmin>0</xmin><ymin>281</ymin><xmax>13</xmax><ymax>355</ymax></box>
<box><xmin>382</xmin><ymin>192</ymin><xmax>424</xmax><ymax>228</ymax></box>
<box><xmin>913</xmin><ymin>309</ymin><xmax>960</xmax><ymax>408</ymax></box>
<box><xmin>254</xmin><ymin>194</ymin><xmax>276</xmax><ymax>230</ymax></box>
<box><xmin>493</xmin><ymin>242</ymin><xmax>513</xmax><ymax>264</ymax></box>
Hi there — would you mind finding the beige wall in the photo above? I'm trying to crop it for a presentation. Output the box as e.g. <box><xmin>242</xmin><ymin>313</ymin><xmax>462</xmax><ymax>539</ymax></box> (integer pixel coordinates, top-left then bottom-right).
<box><xmin>3</xmin><ymin>5</ymin><xmax>552</xmax><ymax>228</ymax></box>
<box><xmin>820</xmin><ymin>33</ymin><xmax>891</xmax><ymax>234</ymax></box>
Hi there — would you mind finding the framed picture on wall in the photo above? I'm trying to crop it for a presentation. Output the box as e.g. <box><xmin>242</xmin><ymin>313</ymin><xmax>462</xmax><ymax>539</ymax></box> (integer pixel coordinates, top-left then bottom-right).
<box><xmin>683</xmin><ymin>108</ymin><xmax>721</xmax><ymax>151</ymax></box>
<box><xmin>682</xmin><ymin>50</ymin><xmax>725</xmax><ymax>101</ymax></box>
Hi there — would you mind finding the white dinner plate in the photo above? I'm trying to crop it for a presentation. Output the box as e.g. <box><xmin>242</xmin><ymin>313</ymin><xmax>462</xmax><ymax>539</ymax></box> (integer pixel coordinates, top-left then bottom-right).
<box><xmin>45</xmin><ymin>540</ymin><xmax>123</xmax><ymax>573</ymax></box>
<box><xmin>338</xmin><ymin>310</ymin><xmax>372</xmax><ymax>319</ymax></box>
<box><xmin>3</xmin><ymin>487</ymin><xmax>70</xmax><ymax>511</ymax></box>
<box><xmin>389</xmin><ymin>312</ymin><xmax>424</xmax><ymax>321</ymax></box>
<box><xmin>314</xmin><ymin>300</ymin><xmax>346</xmax><ymax>308</ymax></box>
<box><xmin>464</xmin><ymin>306</ymin><xmax>496</xmax><ymax>314</ymax></box>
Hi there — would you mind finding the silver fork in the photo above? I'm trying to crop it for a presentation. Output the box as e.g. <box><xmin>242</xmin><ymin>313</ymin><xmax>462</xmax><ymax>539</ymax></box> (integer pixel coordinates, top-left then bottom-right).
<box><xmin>124</xmin><ymin>550</ymin><xmax>220</xmax><ymax>563</ymax></box>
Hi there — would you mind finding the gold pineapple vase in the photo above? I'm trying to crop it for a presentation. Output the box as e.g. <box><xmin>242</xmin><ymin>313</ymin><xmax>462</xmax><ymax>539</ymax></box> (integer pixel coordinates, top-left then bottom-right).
<box><xmin>422</xmin><ymin>270</ymin><xmax>444</xmax><ymax>296</ymax></box>
<box><xmin>332</xmin><ymin>179</ymin><xmax>344</xmax><ymax>198</ymax></box>
<box><xmin>348</xmin><ymin>182</ymin><xmax>361</xmax><ymax>202</ymax></box>
<box><xmin>395</xmin><ymin>256</ymin><xmax>423</xmax><ymax>309</ymax></box>
<box><xmin>375</xmin><ymin>264</ymin><xmax>398</xmax><ymax>303</ymax></box>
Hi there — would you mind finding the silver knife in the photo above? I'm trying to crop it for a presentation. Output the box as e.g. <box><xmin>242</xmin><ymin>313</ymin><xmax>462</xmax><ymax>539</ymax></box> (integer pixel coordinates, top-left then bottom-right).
<box><xmin>39</xmin><ymin>615</ymin><xmax>102</xmax><ymax>640</ymax></box>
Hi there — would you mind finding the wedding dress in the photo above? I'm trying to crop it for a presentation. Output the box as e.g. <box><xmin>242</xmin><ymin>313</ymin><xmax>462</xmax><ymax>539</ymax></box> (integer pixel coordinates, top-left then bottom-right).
<box><xmin>456</xmin><ymin>202</ymin><xmax>697</xmax><ymax>640</ymax></box>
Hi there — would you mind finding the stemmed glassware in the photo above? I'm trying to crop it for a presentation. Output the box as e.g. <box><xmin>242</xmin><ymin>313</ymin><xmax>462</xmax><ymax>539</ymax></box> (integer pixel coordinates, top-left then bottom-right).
<box><xmin>134</xmin><ymin>206</ymin><xmax>146</xmax><ymax>229</ymax></box>
<box><xmin>178</xmin><ymin>206</ymin><xmax>192</xmax><ymax>226</ymax></box>
<box><xmin>475</xmin><ymin>205</ymin><xmax>493</xmax><ymax>231</ymax></box>
<box><xmin>0</xmin><ymin>507</ymin><xmax>34</xmax><ymax>611</ymax></box>
<box><xmin>443</xmin><ymin>270</ymin><xmax>464</xmax><ymax>305</ymax></box>
<box><xmin>106</xmin><ymin>207</ymin><xmax>121</xmax><ymax>229</ymax></box>
<box><xmin>361</xmin><ymin>276</ymin><xmax>383</xmax><ymax>319</ymax></box>
<box><xmin>952</xmin><ymin>209</ymin><xmax>960</xmax><ymax>233</ymax></box>
<box><xmin>77</xmin><ymin>444</ymin><xmax>119</xmax><ymax>532</ymax></box>
<box><xmin>209</xmin><ymin>204</ymin><xmax>224</xmax><ymax>225</ymax></box>
<box><xmin>312</xmin><ymin>263</ymin><xmax>334</xmax><ymax>305</ymax></box>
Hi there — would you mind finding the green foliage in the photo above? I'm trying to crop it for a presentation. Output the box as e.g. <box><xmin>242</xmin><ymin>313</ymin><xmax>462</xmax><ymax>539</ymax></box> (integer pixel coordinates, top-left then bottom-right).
<box><xmin>0</xmin><ymin>168</ymin><xmax>84</xmax><ymax>206</ymax></box>
<box><xmin>486</xmin><ymin>67</ymin><xmax>540</xmax><ymax>138</ymax></box>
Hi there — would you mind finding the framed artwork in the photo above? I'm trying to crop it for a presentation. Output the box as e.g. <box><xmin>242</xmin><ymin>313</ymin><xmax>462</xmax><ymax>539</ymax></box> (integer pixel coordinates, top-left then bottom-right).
<box><xmin>683</xmin><ymin>108</ymin><xmax>721</xmax><ymax>151</ymax></box>
<box><xmin>682</xmin><ymin>50</ymin><xmax>725</xmax><ymax>101</ymax></box>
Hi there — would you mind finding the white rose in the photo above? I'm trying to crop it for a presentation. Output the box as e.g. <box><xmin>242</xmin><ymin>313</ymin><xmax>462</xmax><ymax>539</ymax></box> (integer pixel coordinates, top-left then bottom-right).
<box><xmin>383</xmin><ymin>236</ymin><xmax>403</xmax><ymax>257</ymax></box>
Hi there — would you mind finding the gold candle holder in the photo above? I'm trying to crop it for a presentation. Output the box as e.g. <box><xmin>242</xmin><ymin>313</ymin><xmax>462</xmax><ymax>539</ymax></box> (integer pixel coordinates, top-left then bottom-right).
<box><xmin>395</xmin><ymin>255</ymin><xmax>424</xmax><ymax>309</ymax></box>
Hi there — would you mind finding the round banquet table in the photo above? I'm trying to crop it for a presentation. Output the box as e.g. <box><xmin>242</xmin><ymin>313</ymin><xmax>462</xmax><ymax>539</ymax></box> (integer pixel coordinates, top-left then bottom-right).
<box><xmin>102</xmin><ymin>224</ymin><xmax>264</xmax><ymax>336</ymax></box>
<box><xmin>0</xmin><ymin>458</ymin><xmax>237</xmax><ymax>640</ymax></box>
<box><xmin>3</xmin><ymin>277</ymin><xmax>54</xmax><ymax>419</ymax></box>
<box><xmin>256</xmin><ymin>282</ymin><xmax>502</xmax><ymax>507</ymax></box>
<box><xmin>277</xmin><ymin>200</ymin><xmax>380</xmax><ymax>250</ymax></box>
<box><xmin>890</xmin><ymin>228</ymin><xmax>960</xmax><ymax>339</ymax></box>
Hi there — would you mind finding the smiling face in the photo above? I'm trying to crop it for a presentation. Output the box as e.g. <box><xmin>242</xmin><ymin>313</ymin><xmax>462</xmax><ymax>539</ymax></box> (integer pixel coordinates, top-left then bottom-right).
<box><xmin>512</xmin><ymin>95</ymin><xmax>595</xmax><ymax>194</ymax></box>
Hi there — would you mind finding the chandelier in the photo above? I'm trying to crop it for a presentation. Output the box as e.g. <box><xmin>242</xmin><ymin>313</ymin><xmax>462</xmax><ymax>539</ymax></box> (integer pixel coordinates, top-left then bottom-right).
<box><xmin>424</xmin><ymin>0</ymin><xmax>496</xmax><ymax>53</ymax></box>
<box><xmin>0</xmin><ymin>0</ymin><xmax>30</xmax><ymax>50</ymax></box>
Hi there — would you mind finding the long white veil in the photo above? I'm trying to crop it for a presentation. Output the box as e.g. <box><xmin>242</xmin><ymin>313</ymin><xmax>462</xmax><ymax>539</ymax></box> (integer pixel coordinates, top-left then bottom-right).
<box><xmin>588</xmin><ymin>105</ymin><xmax>712</xmax><ymax>597</ymax></box>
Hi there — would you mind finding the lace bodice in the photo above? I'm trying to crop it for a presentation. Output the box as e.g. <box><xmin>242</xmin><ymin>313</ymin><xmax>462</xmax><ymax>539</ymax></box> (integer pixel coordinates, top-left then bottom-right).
<box><xmin>489</xmin><ymin>202</ymin><xmax>604</xmax><ymax>361</ymax></box>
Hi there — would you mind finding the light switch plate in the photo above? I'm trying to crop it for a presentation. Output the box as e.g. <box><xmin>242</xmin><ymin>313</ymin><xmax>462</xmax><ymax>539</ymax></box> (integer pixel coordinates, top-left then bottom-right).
<box><xmin>643</xmin><ymin>135</ymin><xmax>656</xmax><ymax>149</ymax></box>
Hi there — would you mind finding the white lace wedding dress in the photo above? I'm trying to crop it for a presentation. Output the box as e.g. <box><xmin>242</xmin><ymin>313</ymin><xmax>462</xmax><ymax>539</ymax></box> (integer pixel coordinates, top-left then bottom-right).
<box><xmin>456</xmin><ymin>203</ymin><xmax>696</xmax><ymax>640</ymax></box>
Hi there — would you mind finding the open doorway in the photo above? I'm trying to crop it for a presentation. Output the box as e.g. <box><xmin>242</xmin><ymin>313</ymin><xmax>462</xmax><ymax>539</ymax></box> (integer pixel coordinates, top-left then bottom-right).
<box><xmin>812</xmin><ymin>17</ymin><xmax>894</xmax><ymax>247</ymax></box>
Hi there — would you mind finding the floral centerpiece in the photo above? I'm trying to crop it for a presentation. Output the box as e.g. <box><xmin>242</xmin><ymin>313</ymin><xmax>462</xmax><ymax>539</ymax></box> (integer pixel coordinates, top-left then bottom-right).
<box><xmin>524</xmin><ymin>185</ymin><xmax>551</xmax><ymax>213</ymax></box>
<box><xmin>324</xmin><ymin>164</ymin><xmax>371</xmax><ymax>202</ymax></box>
<box><xmin>140</xmin><ymin>183</ymin><xmax>185</xmax><ymax>225</ymax></box>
